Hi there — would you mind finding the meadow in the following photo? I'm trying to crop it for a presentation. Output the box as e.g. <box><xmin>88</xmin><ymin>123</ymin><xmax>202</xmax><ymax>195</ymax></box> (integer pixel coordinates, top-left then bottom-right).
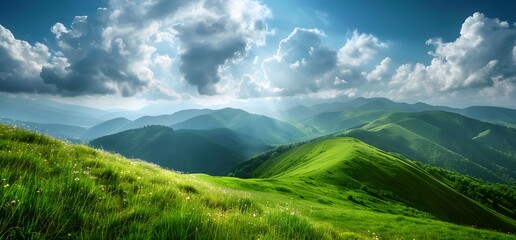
<box><xmin>1</xmin><ymin>124</ymin><xmax>514</xmax><ymax>239</ymax></box>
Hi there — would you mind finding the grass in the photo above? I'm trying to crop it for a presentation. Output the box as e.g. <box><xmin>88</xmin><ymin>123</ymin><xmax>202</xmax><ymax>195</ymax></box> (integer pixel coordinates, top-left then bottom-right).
<box><xmin>1</xmin><ymin>124</ymin><xmax>515</xmax><ymax>239</ymax></box>
<box><xmin>340</xmin><ymin>111</ymin><xmax>516</xmax><ymax>184</ymax></box>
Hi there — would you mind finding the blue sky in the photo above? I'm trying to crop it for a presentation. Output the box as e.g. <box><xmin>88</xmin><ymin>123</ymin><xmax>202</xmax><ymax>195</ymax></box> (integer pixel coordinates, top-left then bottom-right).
<box><xmin>0</xmin><ymin>0</ymin><xmax>515</xmax><ymax>111</ymax></box>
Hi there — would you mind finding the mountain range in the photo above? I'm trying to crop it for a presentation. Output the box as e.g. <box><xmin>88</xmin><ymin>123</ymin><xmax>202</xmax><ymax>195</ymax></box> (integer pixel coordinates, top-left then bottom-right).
<box><xmin>2</xmin><ymin>96</ymin><xmax>516</xmax><ymax>184</ymax></box>
<box><xmin>2</xmin><ymin>124</ymin><xmax>514</xmax><ymax>238</ymax></box>
<box><xmin>90</xmin><ymin>125</ymin><xmax>270</xmax><ymax>175</ymax></box>
<box><xmin>340</xmin><ymin>110</ymin><xmax>516</xmax><ymax>184</ymax></box>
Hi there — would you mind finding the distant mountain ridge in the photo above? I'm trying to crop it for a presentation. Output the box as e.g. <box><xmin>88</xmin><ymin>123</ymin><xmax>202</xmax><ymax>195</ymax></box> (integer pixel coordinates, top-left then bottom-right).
<box><xmin>82</xmin><ymin>109</ymin><xmax>214</xmax><ymax>140</ymax></box>
<box><xmin>89</xmin><ymin>125</ymin><xmax>271</xmax><ymax>175</ymax></box>
<box><xmin>340</xmin><ymin>110</ymin><xmax>516</xmax><ymax>183</ymax></box>
<box><xmin>171</xmin><ymin>108</ymin><xmax>309</xmax><ymax>145</ymax></box>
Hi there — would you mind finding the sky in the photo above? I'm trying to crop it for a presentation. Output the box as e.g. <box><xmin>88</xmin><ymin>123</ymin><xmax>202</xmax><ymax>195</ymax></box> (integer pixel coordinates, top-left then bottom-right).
<box><xmin>0</xmin><ymin>0</ymin><xmax>515</xmax><ymax>112</ymax></box>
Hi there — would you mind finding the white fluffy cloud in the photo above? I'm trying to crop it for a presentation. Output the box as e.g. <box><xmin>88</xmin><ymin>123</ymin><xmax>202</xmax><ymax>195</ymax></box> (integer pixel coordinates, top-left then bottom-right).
<box><xmin>389</xmin><ymin>12</ymin><xmax>516</xmax><ymax>100</ymax></box>
<box><xmin>242</xmin><ymin>28</ymin><xmax>388</xmax><ymax>98</ymax></box>
<box><xmin>338</xmin><ymin>31</ymin><xmax>388</xmax><ymax>68</ymax></box>
<box><xmin>363</xmin><ymin>57</ymin><xmax>391</xmax><ymax>82</ymax></box>
<box><xmin>1</xmin><ymin>0</ymin><xmax>271</xmax><ymax>98</ymax></box>
<box><xmin>172</xmin><ymin>0</ymin><xmax>271</xmax><ymax>95</ymax></box>
<box><xmin>260</xmin><ymin>28</ymin><xmax>337</xmax><ymax>96</ymax></box>
<box><xmin>0</xmin><ymin>25</ymin><xmax>54</xmax><ymax>93</ymax></box>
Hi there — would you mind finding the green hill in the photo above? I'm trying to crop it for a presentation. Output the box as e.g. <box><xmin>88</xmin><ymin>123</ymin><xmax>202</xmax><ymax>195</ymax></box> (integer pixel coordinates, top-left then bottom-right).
<box><xmin>81</xmin><ymin>117</ymin><xmax>131</xmax><ymax>140</ymax></box>
<box><xmin>459</xmin><ymin>106</ymin><xmax>516</xmax><ymax>129</ymax></box>
<box><xmin>89</xmin><ymin>125</ymin><xmax>270</xmax><ymax>175</ymax></box>
<box><xmin>302</xmin><ymin>110</ymin><xmax>394</xmax><ymax>134</ymax></box>
<box><xmin>341</xmin><ymin>111</ymin><xmax>516</xmax><ymax>183</ymax></box>
<box><xmin>2</xmin><ymin>124</ymin><xmax>516</xmax><ymax>239</ymax></box>
<box><xmin>82</xmin><ymin>109</ymin><xmax>214</xmax><ymax>140</ymax></box>
<box><xmin>303</xmin><ymin>98</ymin><xmax>515</xmax><ymax>133</ymax></box>
<box><xmin>273</xmin><ymin>105</ymin><xmax>317</xmax><ymax>121</ymax></box>
<box><xmin>172</xmin><ymin>108</ymin><xmax>308</xmax><ymax>145</ymax></box>
<box><xmin>234</xmin><ymin>137</ymin><xmax>516</xmax><ymax>232</ymax></box>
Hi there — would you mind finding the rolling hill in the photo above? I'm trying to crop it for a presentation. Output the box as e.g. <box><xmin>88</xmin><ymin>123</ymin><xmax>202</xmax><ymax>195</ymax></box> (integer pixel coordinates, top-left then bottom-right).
<box><xmin>299</xmin><ymin>98</ymin><xmax>516</xmax><ymax>135</ymax></box>
<box><xmin>233</xmin><ymin>137</ymin><xmax>516</xmax><ymax>232</ymax></box>
<box><xmin>340</xmin><ymin>110</ymin><xmax>516</xmax><ymax>183</ymax></box>
<box><xmin>82</xmin><ymin>109</ymin><xmax>214</xmax><ymax>140</ymax></box>
<box><xmin>80</xmin><ymin>117</ymin><xmax>132</xmax><ymax>140</ymax></box>
<box><xmin>458</xmin><ymin>106</ymin><xmax>516</xmax><ymax>128</ymax></box>
<box><xmin>172</xmin><ymin>108</ymin><xmax>308</xmax><ymax>145</ymax></box>
<box><xmin>2</xmin><ymin>124</ymin><xmax>515</xmax><ymax>238</ymax></box>
<box><xmin>89</xmin><ymin>125</ymin><xmax>271</xmax><ymax>175</ymax></box>
<box><xmin>272</xmin><ymin>105</ymin><xmax>316</xmax><ymax>121</ymax></box>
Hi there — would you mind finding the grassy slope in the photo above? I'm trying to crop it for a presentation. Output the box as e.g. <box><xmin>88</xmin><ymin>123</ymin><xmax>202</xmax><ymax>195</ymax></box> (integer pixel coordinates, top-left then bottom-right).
<box><xmin>343</xmin><ymin>111</ymin><xmax>516</xmax><ymax>183</ymax></box>
<box><xmin>242</xmin><ymin>138</ymin><xmax>515</xmax><ymax>232</ymax></box>
<box><xmin>1</xmin><ymin>125</ymin><xmax>515</xmax><ymax>239</ymax></box>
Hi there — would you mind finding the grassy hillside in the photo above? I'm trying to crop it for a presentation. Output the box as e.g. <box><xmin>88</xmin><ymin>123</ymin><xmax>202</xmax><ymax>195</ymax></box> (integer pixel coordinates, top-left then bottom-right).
<box><xmin>341</xmin><ymin>111</ymin><xmax>516</xmax><ymax>183</ymax></box>
<box><xmin>234</xmin><ymin>138</ymin><xmax>516</xmax><ymax>232</ymax></box>
<box><xmin>172</xmin><ymin>108</ymin><xmax>308</xmax><ymax>145</ymax></box>
<box><xmin>89</xmin><ymin>125</ymin><xmax>271</xmax><ymax>175</ymax></box>
<box><xmin>1</xmin><ymin>125</ymin><xmax>515</xmax><ymax>239</ymax></box>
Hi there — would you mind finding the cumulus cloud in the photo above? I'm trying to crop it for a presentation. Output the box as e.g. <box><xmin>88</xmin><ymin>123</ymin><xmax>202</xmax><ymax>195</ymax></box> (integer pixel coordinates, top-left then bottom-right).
<box><xmin>390</xmin><ymin>12</ymin><xmax>516</xmax><ymax>99</ymax></box>
<box><xmin>0</xmin><ymin>25</ymin><xmax>54</xmax><ymax>93</ymax></box>
<box><xmin>40</xmin><ymin>10</ymin><xmax>150</xmax><ymax>97</ymax></box>
<box><xmin>239</xmin><ymin>28</ymin><xmax>388</xmax><ymax>98</ymax></box>
<box><xmin>1</xmin><ymin>0</ymin><xmax>271</xmax><ymax>98</ymax></box>
<box><xmin>174</xmin><ymin>0</ymin><xmax>271</xmax><ymax>95</ymax></box>
<box><xmin>338</xmin><ymin>31</ymin><xmax>388</xmax><ymax>68</ymax></box>
<box><xmin>261</xmin><ymin>28</ymin><xmax>337</xmax><ymax>96</ymax></box>
<box><xmin>363</xmin><ymin>57</ymin><xmax>391</xmax><ymax>82</ymax></box>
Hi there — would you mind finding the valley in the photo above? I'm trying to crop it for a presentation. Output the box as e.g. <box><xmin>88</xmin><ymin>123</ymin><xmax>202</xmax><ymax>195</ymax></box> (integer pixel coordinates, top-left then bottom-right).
<box><xmin>1</xmin><ymin>97</ymin><xmax>516</xmax><ymax>239</ymax></box>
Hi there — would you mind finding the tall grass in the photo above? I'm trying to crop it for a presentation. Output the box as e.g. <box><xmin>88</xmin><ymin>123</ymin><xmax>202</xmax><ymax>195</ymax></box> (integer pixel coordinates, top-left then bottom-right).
<box><xmin>0</xmin><ymin>125</ymin><xmax>337</xmax><ymax>239</ymax></box>
<box><xmin>1</xmin><ymin>125</ymin><xmax>514</xmax><ymax>239</ymax></box>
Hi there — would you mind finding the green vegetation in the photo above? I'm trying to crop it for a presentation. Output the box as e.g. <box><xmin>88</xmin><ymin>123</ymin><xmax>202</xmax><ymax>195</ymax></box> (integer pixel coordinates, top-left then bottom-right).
<box><xmin>418</xmin><ymin>163</ymin><xmax>516</xmax><ymax>219</ymax></box>
<box><xmin>172</xmin><ymin>108</ymin><xmax>308</xmax><ymax>145</ymax></box>
<box><xmin>0</xmin><ymin>125</ymin><xmax>334</xmax><ymax>239</ymax></box>
<box><xmin>302</xmin><ymin>110</ymin><xmax>395</xmax><ymax>134</ymax></box>
<box><xmin>233</xmin><ymin>137</ymin><xmax>515</xmax><ymax>232</ymax></box>
<box><xmin>1</xmin><ymin>125</ymin><xmax>515</xmax><ymax>239</ymax></box>
<box><xmin>340</xmin><ymin>110</ymin><xmax>516</xmax><ymax>183</ymax></box>
<box><xmin>89</xmin><ymin>125</ymin><xmax>270</xmax><ymax>175</ymax></box>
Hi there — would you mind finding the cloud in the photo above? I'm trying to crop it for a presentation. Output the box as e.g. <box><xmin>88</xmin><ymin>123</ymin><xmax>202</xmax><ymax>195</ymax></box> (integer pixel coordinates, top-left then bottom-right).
<box><xmin>40</xmin><ymin>10</ymin><xmax>150</xmax><ymax>97</ymax></box>
<box><xmin>389</xmin><ymin>12</ymin><xmax>516</xmax><ymax>99</ymax></box>
<box><xmin>338</xmin><ymin>31</ymin><xmax>388</xmax><ymax>68</ymax></box>
<box><xmin>0</xmin><ymin>25</ymin><xmax>54</xmax><ymax>93</ymax></box>
<box><xmin>154</xmin><ymin>54</ymin><xmax>173</xmax><ymax>70</ymax></box>
<box><xmin>239</xmin><ymin>28</ymin><xmax>388</xmax><ymax>98</ymax></box>
<box><xmin>174</xmin><ymin>0</ymin><xmax>271</xmax><ymax>95</ymax></box>
<box><xmin>363</xmin><ymin>57</ymin><xmax>391</xmax><ymax>82</ymax></box>
<box><xmin>0</xmin><ymin>0</ymin><xmax>271</xmax><ymax>98</ymax></box>
<box><xmin>260</xmin><ymin>28</ymin><xmax>338</xmax><ymax>96</ymax></box>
